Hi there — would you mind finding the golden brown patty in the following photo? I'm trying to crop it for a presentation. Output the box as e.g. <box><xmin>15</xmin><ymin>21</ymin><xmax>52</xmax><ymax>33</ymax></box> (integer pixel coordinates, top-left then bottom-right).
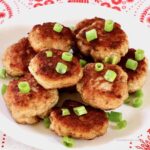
<box><xmin>3</xmin><ymin>38</ymin><xmax>36</xmax><ymax>76</ymax></box>
<box><xmin>28</xmin><ymin>22</ymin><xmax>74</xmax><ymax>52</ymax></box>
<box><xmin>118</xmin><ymin>48</ymin><xmax>148</xmax><ymax>93</ymax></box>
<box><xmin>77</xmin><ymin>63</ymin><xmax>128</xmax><ymax>110</ymax></box>
<box><xmin>3</xmin><ymin>73</ymin><xmax>59</xmax><ymax>124</ymax></box>
<box><xmin>50</xmin><ymin>100</ymin><xmax>108</xmax><ymax>140</ymax></box>
<box><xmin>75</xmin><ymin>17</ymin><xmax>129</xmax><ymax>62</ymax></box>
<box><xmin>29</xmin><ymin>49</ymin><xmax>83</xmax><ymax>89</ymax></box>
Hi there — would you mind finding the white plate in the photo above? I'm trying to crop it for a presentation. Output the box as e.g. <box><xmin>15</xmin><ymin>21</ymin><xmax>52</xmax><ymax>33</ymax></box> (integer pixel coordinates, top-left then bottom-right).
<box><xmin>0</xmin><ymin>3</ymin><xmax>150</xmax><ymax>150</ymax></box>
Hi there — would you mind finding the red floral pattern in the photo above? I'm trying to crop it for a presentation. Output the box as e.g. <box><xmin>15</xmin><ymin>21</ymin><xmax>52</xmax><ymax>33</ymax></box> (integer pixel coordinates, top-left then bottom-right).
<box><xmin>0</xmin><ymin>0</ymin><xmax>13</xmax><ymax>24</ymax></box>
<box><xmin>0</xmin><ymin>134</ymin><xmax>6</xmax><ymax>149</ymax></box>
<box><xmin>0</xmin><ymin>0</ymin><xmax>150</xmax><ymax>149</ymax></box>
<box><xmin>140</xmin><ymin>6</ymin><xmax>150</xmax><ymax>27</ymax></box>
<box><xmin>68</xmin><ymin>0</ymin><xmax>89</xmax><ymax>3</ymax></box>
<box><xmin>129</xmin><ymin>129</ymin><xmax>150</xmax><ymax>150</ymax></box>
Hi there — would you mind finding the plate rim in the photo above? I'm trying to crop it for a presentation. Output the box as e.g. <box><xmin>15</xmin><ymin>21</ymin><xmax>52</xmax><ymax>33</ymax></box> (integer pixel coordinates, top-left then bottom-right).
<box><xmin>0</xmin><ymin>3</ymin><xmax>150</xmax><ymax>150</ymax></box>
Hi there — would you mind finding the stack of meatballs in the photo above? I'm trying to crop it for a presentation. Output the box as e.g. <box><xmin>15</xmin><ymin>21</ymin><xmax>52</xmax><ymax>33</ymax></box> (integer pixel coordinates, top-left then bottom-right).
<box><xmin>2</xmin><ymin>17</ymin><xmax>148</xmax><ymax>140</ymax></box>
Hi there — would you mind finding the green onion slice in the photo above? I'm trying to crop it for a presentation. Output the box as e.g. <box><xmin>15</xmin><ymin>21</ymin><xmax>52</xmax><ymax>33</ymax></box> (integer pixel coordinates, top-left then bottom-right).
<box><xmin>73</xmin><ymin>106</ymin><xmax>87</xmax><ymax>116</ymax></box>
<box><xmin>134</xmin><ymin>89</ymin><xmax>143</xmax><ymax>97</ymax></box>
<box><xmin>95</xmin><ymin>63</ymin><xmax>104</xmax><ymax>72</ymax></box>
<box><xmin>1</xmin><ymin>84</ymin><xmax>7</xmax><ymax>95</ymax></box>
<box><xmin>104</xmin><ymin>70</ymin><xmax>117</xmax><ymax>82</ymax></box>
<box><xmin>18</xmin><ymin>81</ymin><xmax>31</xmax><ymax>94</ymax></box>
<box><xmin>124</xmin><ymin>89</ymin><xmax>143</xmax><ymax>107</ymax></box>
<box><xmin>61</xmin><ymin>52</ymin><xmax>73</xmax><ymax>62</ymax></box>
<box><xmin>116</xmin><ymin>120</ymin><xmax>127</xmax><ymax>129</ymax></box>
<box><xmin>79</xmin><ymin>59</ymin><xmax>87</xmax><ymax>67</ymax></box>
<box><xmin>124</xmin><ymin>96</ymin><xmax>132</xmax><ymax>104</ymax></box>
<box><xmin>104</xmin><ymin>20</ymin><xmax>114</xmax><ymax>32</ymax></box>
<box><xmin>132</xmin><ymin>97</ymin><xmax>143</xmax><ymax>108</ymax></box>
<box><xmin>55</xmin><ymin>62</ymin><xmax>68</xmax><ymax>74</ymax></box>
<box><xmin>61</xmin><ymin>108</ymin><xmax>70</xmax><ymax>116</ymax></box>
<box><xmin>111</xmin><ymin>55</ymin><xmax>119</xmax><ymax>64</ymax></box>
<box><xmin>85</xmin><ymin>29</ymin><xmax>97</xmax><ymax>42</ymax></box>
<box><xmin>43</xmin><ymin>117</ymin><xmax>51</xmax><ymax>128</ymax></box>
<box><xmin>135</xmin><ymin>49</ymin><xmax>145</xmax><ymax>61</ymax></box>
<box><xmin>53</xmin><ymin>23</ymin><xmax>63</xmax><ymax>33</ymax></box>
<box><xmin>104</xmin><ymin>56</ymin><xmax>110</xmax><ymax>64</ymax></box>
<box><xmin>107</xmin><ymin>111</ymin><xmax>122</xmax><ymax>122</ymax></box>
<box><xmin>62</xmin><ymin>136</ymin><xmax>75</xmax><ymax>148</ymax></box>
<box><xmin>45</xmin><ymin>50</ymin><xmax>53</xmax><ymax>57</ymax></box>
<box><xmin>0</xmin><ymin>68</ymin><xmax>6</xmax><ymax>79</ymax></box>
<box><xmin>125</xmin><ymin>59</ymin><xmax>138</xmax><ymax>71</ymax></box>
<box><xmin>103</xmin><ymin>55</ymin><xmax>119</xmax><ymax>64</ymax></box>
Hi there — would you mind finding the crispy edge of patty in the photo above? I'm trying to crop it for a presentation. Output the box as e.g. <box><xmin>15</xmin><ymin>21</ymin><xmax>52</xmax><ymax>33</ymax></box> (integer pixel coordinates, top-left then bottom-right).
<box><xmin>76</xmin><ymin>63</ymin><xmax>128</xmax><ymax>110</ymax></box>
<box><xmin>75</xmin><ymin>19</ymin><xmax>129</xmax><ymax>61</ymax></box>
<box><xmin>118</xmin><ymin>48</ymin><xmax>148</xmax><ymax>93</ymax></box>
<box><xmin>29</xmin><ymin>49</ymin><xmax>83</xmax><ymax>89</ymax></box>
<box><xmin>50</xmin><ymin>100</ymin><xmax>108</xmax><ymax>139</ymax></box>
<box><xmin>3</xmin><ymin>38</ymin><xmax>36</xmax><ymax>76</ymax></box>
<box><xmin>3</xmin><ymin>73</ymin><xmax>59</xmax><ymax>124</ymax></box>
<box><xmin>28</xmin><ymin>22</ymin><xmax>75</xmax><ymax>52</ymax></box>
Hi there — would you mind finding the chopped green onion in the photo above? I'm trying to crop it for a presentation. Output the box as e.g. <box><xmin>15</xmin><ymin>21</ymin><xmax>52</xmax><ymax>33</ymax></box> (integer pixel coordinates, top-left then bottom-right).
<box><xmin>61</xmin><ymin>108</ymin><xmax>70</xmax><ymax>116</ymax></box>
<box><xmin>103</xmin><ymin>55</ymin><xmax>119</xmax><ymax>64</ymax></box>
<box><xmin>125</xmin><ymin>59</ymin><xmax>138</xmax><ymax>71</ymax></box>
<box><xmin>111</xmin><ymin>55</ymin><xmax>119</xmax><ymax>64</ymax></box>
<box><xmin>62</xmin><ymin>136</ymin><xmax>75</xmax><ymax>148</ymax></box>
<box><xmin>107</xmin><ymin>111</ymin><xmax>122</xmax><ymax>122</ymax></box>
<box><xmin>45</xmin><ymin>50</ymin><xmax>53</xmax><ymax>57</ymax></box>
<box><xmin>79</xmin><ymin>59</ymin><xmax>87</xmax><ymax>67</ymax></box>
<box><xmin>85</xmin><ymin>29</ymin><xmax>97</xmax><ymax>42</ymax></box>
<box><xmin>135</xmin><ymin>49</ymin><xmax>144</xmax><ymax>61</ymax></box>
<box><xmin>53</xmin><ymin>23</ymin><xmax>63</xmax><ymax>33</ymax></box>
<box><xmin>132</xmin><ymin>97</ymin><xmax>143</xmax><ymax>108</ymax></box>
<box><xmin>116</xmin><ymin>120</ymin><xmax>127</xmax><ymax>129</ymax></box>
<box><xmin>134</xmin><ymin>89</ymin><xmax>143</xmax><ymax>97</ymax></box>
<box><xmin>104</xmin><ymin>56</ymin><xmax>110</xmax><ymax>63</ymax></box>
<box><xmin>43</xmin><ymin>117</ymin><xmax>50</xmax><ymax>128</ymax></box>
<box><xmin>61</xmin><ymin>52</ymin><xmax>73</xmax><ymax>62</ymax></box>
<box><xmin>104</xmin><ymin>70</ymin><xmax>117</xmax><ymax>82</ymax></box>
<box><xmin>104</xmin><ymin>20</ymin><xmax>114</xmax><ymax>32</ymax></box>
<box><xmin>73</xmin><ymin>106</ymin><xmax>87</xmax><ymax>116</ymax></box>
<box><xmin>0</xmin><ymin>68</ymin><xmax>6</xmax><ymax>79</ymax></box>
<box><xmin>55</xmin><ymin>62</ymin><xmax>68</xmax><ymax>74</ymax></box>
<box><xmin>1</xmin><ymin>84</ymin><xmax>7</xmax><ymax>95</ymax></box>
<box><xmin>124</xmin><ymin>96</ymin><xmax>132</xmax><ymax>104</ymax></box>
<box><xmin>124</xmin><ymin>89</ymin><xmax>143</xmax><ymax>107</ymax></box>
<box><xmin>18</xmin><ymin>81</ymin><xmax>31</xmax><ymax>94</ymax></box>
<box><xmin>95</xmin><ymin>63</ymin><xmax>104</xmax><ymax>72</ymax></box>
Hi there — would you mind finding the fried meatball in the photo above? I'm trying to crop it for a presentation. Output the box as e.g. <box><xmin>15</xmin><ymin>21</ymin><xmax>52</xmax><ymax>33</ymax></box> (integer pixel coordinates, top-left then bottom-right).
<box><xmin>3</xmin><ymin>73</ymin><xmax>59</xmax><ymax>124</ymax></box>
<box><xmin>77</xmin><ymin>63</ymin><xmax>128</xmax><ymax>110</ymax></box>
<box><xmin>3</xmin><ymin>38</ymin><xmax>36</xmax><ymax>76</ymax></box>
<box><xmin>75</xmin><ymin>17</ymin><xmax>129</xmax><ymax>62</ymax></box>
<box><xmin>50</xmin><ymin>100</ymin><xmax>108</xmax><ymax>140</ymax></box>
<box><xmin>29</xmin><ymin>49</ymin><xmax>83</xmax><ymax>89</ymax></box>
<box><xmin>118</xmin><ymin>48</ymin><xmax>148</xmax><ymax>93</ymax></box>
<box><xmin>28</xmin><ymin>22</ymin><xmax>74</xmax><ymax>52</ymax></box>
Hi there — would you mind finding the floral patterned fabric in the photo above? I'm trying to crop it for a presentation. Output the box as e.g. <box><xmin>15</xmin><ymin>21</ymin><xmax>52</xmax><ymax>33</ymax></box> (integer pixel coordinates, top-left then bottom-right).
<box><xmin>0</xmin><ymin>0</ymin><xmax>150</xmax><ymax>149</ymax></box>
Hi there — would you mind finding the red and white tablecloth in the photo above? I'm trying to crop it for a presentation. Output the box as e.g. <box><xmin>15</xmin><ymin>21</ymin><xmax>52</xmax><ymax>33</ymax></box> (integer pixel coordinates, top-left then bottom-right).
<box><xmin>0</xmin><ymin>0</ymin><xmax>150</xmax><ymax>150</ymax></box>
